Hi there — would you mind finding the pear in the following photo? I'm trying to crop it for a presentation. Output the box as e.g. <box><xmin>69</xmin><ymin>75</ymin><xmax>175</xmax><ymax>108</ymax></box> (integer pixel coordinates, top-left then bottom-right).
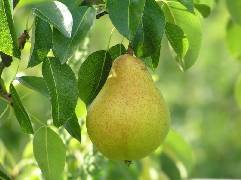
<box><xmin>86</xmin><ymin>54</ymin><xmax>170</xmax><ymax>160</ymax></box>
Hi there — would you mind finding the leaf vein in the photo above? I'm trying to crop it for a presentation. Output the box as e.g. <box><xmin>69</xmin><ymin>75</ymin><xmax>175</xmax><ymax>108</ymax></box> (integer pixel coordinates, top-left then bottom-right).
<box><xmin>46</xmin><ymin>59</ymin><xmax>60</xmax><ymax>124</ymax></box>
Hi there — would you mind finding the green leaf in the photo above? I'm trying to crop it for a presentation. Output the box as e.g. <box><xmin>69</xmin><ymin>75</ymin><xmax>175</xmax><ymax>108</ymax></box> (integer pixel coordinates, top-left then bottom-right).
<box><xmin>106</xmin><ymin>0</ymin><xmax>146</xmax><ymax>40</ymax></box>
<box><xmin>58</xmin><ymin>0</ymin><xmax>80</xmax><ymax>7</ymax></box>
<box><xmin>32</xmin><ymin>1</ymin><xmax>73</xmax><ymax>37</ymax></box>
<box><xmin>165</xmin><ymin>22</ymin><xmax>188</xmax><ymax>61</ymax></box>
<box><xmin>177</xmin><ymin>0</ymin><xmax>194</xmax><ymax>12</ymax></box>
<box><xmin>0</xmin><ymin>102</ymin><xmax>10</xmax><ymax>122</ymax></box>
<box><xmin>28</xmin><ymin>16</ymin><xmax>52</xmax><ymax>67</ymax></box>
<box><xmin>17</xmin><ymin>0</ymin><xmax>54</xmax><ymax>8</ymax></box>
<box><xmin>42</xmin><ymin>57</ymin><xmax>78</xmax><ymax>127</ymax></box>
<box><xmin>33</xmin><ymin>126</ymin><xmax>66</xmax><ymax>180</ymax></box>
<box><xmin>0</xmin><ymin>164</ymin><xmax>11</xmax><ymax>180</ymax></box>
<box><xmin>162</xmin><ymin>1</ymin><xmax>202</xmax><ymax>70</ymax></box>
<box><xmin>108</xmin><ymin>44</ymin><xmax>126</xmax><ymax>60</ymax></box>
<box><xmin>133</xmin><ymin>0</ymin><xmax>165</xmax><ymax>69</ymax></box>
<box><xmin>0</xmin><ymin>0</ymin><xmax>20</xmax><ymax>57</ymax></box>
<box><xmin>194</xmin><ymin>4</ymin><xmax>210</xmax><ymax>17</ymax></box>
<box><xmin>226</xmin><ymin>0</ymin><xmax>241</xmax><ymax>25</ymax></box>
<box><xmin>17</xmin><ymin>76</ymin><xmax>82</xmax><ymax>141</ymax></box>
<box><xmin>78</xmin><ymin>50</ymin><xmax>112</xmax><ymax>105</ymax></box>
<box><xmin>53</xmin><ymin>6</ymin><xmax>96</xmax><ymax>63</ymax></box>
<box><xmin>193</xmin><ymin>0</ymin><xmax>214</xmax><ymax>18</ymax></box>
<box><xmin>162</xmin><ymin>129</ymin><xmax>194</xmax><ymax>174</ymax></box>
<box><xmin>235</xmin><ymin>74</ymin><xmax>241</xmax><ymax>109</ymax></box>
<box><xmin>0</xmin><ymin>78</ymin><xmax>8</xmax><ymax>103</ymax></box>
<box><xmin>10</xmin><ymin>84</ymin><xmax>34</xmax><ymax>134</ymax></box>
<box><xmin>176</xmin><ymin>0</ymin><xmax>213</xmax><ymax>17</ymax></box>
<box><xmin>226</xmin><ymin>20</ymin><xmax>241</xmax><ymax>60</ymax></box>
<box><xmin>17</xmin><ymin>76</ymin><xmax>49</xmax><ymax>97</ymax></box>
<box><xmin>160</xmin><ymin>153</ymin><xmax>181</xmax><ymax>180</ymax></box>
<box><xmin>64</xmin><ymin>113</ymin><xmax>81</xmax><ymax>142</ymax></box>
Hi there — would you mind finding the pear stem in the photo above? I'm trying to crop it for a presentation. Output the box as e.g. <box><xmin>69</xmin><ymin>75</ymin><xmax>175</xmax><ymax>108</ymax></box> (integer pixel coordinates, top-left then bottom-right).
<box><xmin>127</xmin><ymin>44</ymin><xmax>134</xmax><ymax>56</ymax></box>
<box><xmin>124</xmin><ymin>160</ymin><xmax>132</xmax><ymax>167</ymax></box>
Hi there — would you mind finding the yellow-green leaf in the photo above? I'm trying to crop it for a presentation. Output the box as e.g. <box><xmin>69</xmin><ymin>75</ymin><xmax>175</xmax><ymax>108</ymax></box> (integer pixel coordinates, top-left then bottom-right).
<box><xmin>33</xmin><ymin>126</ymin><xmax>66</xmax><ymax>180</ymax></box>
<box><xmin>0</xmin><ymin>0</ymin><xmax>20</xmax><ymax>57</ymax></box>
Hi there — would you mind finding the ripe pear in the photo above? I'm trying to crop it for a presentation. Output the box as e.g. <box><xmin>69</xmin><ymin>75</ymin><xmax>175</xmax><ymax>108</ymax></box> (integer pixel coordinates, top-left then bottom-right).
<box><xmin>86</xmin><ymin>54</ymin><xmax>170</xmax><ymax>160</ymax></box>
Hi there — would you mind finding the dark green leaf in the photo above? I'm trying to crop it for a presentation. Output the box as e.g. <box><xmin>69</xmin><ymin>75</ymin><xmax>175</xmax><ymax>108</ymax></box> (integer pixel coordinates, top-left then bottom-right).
<box><xmin>165</xmin><ymin>22</ymin><xmax>187</xmax><ymax>60</ymax></box>
<box><xmin>33</xmin><ymin>126</ymin><xmax>66</xmax><ymax>180</ymax></box>
<box><xmin>64</xmin><ymin>113</ymin><xmax>81</xmax><ymax>142</ymax></box>
<box><xmin>108</xmin><ymin>44</ymin><xmax>126</xmax><ymax>60</ymax></box>
<box><xmin>0</xmin><ymin>164</ymin><xmax>11</xmax><ymax>180</ymax></box>
<box><xmin>42</xmin><ymin>57</ymin><xmax>78</xmax><ymax>127</ymax></box>
<box><xmin>81</xmin><ymin>0</ymin><xmax>104</xmax><ymax>6</ymax></box>
<box><xmin>194</xmin><ymin>3</ymin><xmax>210</xmax><ymax>17</ymax></box>
<box><xmin>17</xmin><ymin>76</ymin><xmax>49</xmax><ymax>97</ymax></box>
<box><xmin>78</xmin><ymin>50</ymin><xmax>112</xmax><ymax>105</ymax></box>
<box><xmin>177</xmin><ymin>0</ymin><xmax>194</xmax><ymax>12</ymax></box>
<box><xmin>53</xmin><ymin>6</ymin><xmax>95</xmax><ymax>63</ymax></box>
<box><xmin>10</xmin><ymin>84</ymin><xmax>34</xmax><ymax>134</ymax></box>
<box><xmin>162</xmin><ymin>1</ymin><xmax>202</xmax><ymax>70</ymax></box>
<box><xmin>226</xmin><ymin>20</ymin><xmax>241</xmax><ymax>60</ymax></box>
<box><xmin>0</xmin><ymin>0</ymin><xmax>20</xmax><ymax>57</ymax></box>
<box><xmin>133</xmin><ymin>0</ymin><xmax>165</xmax><ymax>69</ymax></box>
<box><xmin>160</xmin><ymin>153</ymin><xmax>181</xmax><ymax>180</ymax></box>
<box><xmin>28</xmin><ymin>16</ymin><xmax>52</xmax><ymax>67</ymax></box>
<box><xmin>58</xmin><ymin>0</ymin><xmax>84</xmax><ymax>10</ymax></box>
<box><xmin>194</xmin><ymin>0</ymin><xmax>213</xmax><ymax>18</ymax></box>
<box><xmin>106</xmin><ymin>0</ymin><xmax>146</xmax><ymax>40</ymax></box>
<box><xmin>32</xmin><ymin>1</ymin><xmax>73</xmax><ymax>37</ymax></box>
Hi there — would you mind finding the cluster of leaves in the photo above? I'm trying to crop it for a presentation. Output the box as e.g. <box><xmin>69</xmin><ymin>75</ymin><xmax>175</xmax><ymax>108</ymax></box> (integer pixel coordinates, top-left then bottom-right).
<box><xmin>108</xmin><ymin>0</ymin><xmax>209</xmax><ymax>70</ymax></box>
<box><xmin>0</xmin><ymin>0</ymin><xmax>214</xmax><ymax>179</ymax></box>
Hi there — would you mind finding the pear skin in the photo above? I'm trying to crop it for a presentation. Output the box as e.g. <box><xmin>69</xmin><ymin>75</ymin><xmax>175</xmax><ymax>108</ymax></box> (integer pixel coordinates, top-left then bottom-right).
<box><xmin>86</xmin><ymin>54</ymin><xmax>170</xmax><ymax>160</ymax></box>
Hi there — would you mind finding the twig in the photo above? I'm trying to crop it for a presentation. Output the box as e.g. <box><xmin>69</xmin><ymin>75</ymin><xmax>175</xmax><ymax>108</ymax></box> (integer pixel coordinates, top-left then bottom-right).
<box><xmin>96</xmin><ymin>11</ymin><xmax>108</xmax><ymax>19</ymax></box>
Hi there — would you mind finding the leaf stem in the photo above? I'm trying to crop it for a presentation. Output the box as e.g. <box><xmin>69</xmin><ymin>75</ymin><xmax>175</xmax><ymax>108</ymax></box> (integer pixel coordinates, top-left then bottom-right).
<box><xmin>107</xmin><ymin>28</ymin><xmax>115</xmax><ymax>50</ymax></box>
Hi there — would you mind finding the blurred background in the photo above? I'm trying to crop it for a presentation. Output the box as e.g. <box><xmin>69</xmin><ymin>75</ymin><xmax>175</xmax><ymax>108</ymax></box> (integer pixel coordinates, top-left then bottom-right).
<box><xmin>1</xmin><ymin>0</ymin><xmax>241</xmax><ymax>179</ymax></box>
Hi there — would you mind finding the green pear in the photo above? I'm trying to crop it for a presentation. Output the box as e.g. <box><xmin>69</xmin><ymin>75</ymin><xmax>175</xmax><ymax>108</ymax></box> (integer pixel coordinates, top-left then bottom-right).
<box><xmin>86</xmin><ymin>54</ymin><xmax>170</xmax><ymax>160</ymax></box>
